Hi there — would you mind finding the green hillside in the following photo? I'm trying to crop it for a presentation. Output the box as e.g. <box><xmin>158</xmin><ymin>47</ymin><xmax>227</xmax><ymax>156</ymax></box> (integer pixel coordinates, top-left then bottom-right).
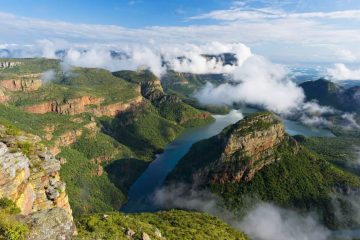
<box><xmin>76</xmin><ymin>210</ymin><xmax>248</xmax><ymax>240</ymax></box>
<box><xmin>167</xmin><ymin>112</ymin><xmax>360</xmax><ymax>229</ymax></box>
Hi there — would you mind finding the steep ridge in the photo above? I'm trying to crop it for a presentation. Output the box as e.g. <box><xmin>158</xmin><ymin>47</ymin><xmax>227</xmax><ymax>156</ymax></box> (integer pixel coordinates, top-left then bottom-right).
<box><xmin>300</xmin><ymin>78</ymin><xmax>360</xmax><ymax>112</ymax></box>
<box><xmin>0</xmin><ymin>61</ymin><xmax>21</xmax><ymax>68</ymax></box>
<box><xmin>0</xmin><ymin>77</ymin><xmax>42</xmax><ymax>92</ymax></box>
<box><xmin>167</xmin><ymin>112</ymin><xmax>293</xmax><ymax>185</ymax></box>
<box><xmin>23</xmin><ymin>95</ymin><xmax>143</xmax><ymax>116</ymax></box>
<box><xmin>0</xmin><ymin>123</ymin><xmax>75</xmax><ymax>239</ymax></box>
<box><xmin>205</xmin><ymin>112</ymin><xmax>290</xmax><ymax>184</ymax></box>
<box><xmin>113</xmin><ymin>70</ymin><xmax>213</xmax><ymax>126</ymax></box>
<box><xmin>167</xmin><ymin>112</ymin><xmax>360</xmax><ymax>228</ymax></box>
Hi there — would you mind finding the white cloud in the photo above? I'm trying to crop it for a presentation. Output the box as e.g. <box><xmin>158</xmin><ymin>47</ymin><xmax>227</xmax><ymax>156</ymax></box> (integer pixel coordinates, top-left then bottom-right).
<box><xmin>240</xmin><ymin>203</ymin><xmax>330</xmax><ymax>240</ymax></box>
<box><xmin>302</xmin><ymin>101</ymin><xmax>335</xmax><ymax>116</ymax></box>
<box><xmin>41</xmin><ymin>69</ymin><xmax>56</xmax><ymax>84</ymax></box>
<box><xmin>0</xmin><ymin>40</ymin><xmax>251</xmax><ymax>77</ymax></box>
<box><xmin>195</xmin><ymin>55</ymin><xmax>305</xmax><ymax>114</ymax></box>
<box><xmin>327</xmin><ymin>63</ymin><xmax>360</xmax><ymax>80</ymax></box>
<box><xmin>189</xmin><ymin>8</ymin><xmax>360</xmax><ymax>21</ymax></box>
<box><xmin>299</xmin><ymin>115</ymin><xmax>333</xmax><ymax>128</ymax></box>
<box><xmin>162</xmin><ymin>42</ymin><xmax>252</xmax><ymax>74</ymax></box>
<box><xmin>341</xmin><ymin>113</ymin><xmax>360</xmax><ymax>129</ymax></box>
<box><xmin>61</xmin><ymin>46</ymin><xmax>165</xmax><ymax>76</ymax></box>
<box><xmin>1</xmin><ymin>11</ymin><xmax>360</xmax><ymax>64</ymax></box>
<box><xmin>153</xmin><ymin>184</ymin><xmax>331</xmax><ymax>240</ymax></box>
<box><xmin>297</xmin><ymin>101</ymin><xmax>335</xmax><ymax>127</ymax></box>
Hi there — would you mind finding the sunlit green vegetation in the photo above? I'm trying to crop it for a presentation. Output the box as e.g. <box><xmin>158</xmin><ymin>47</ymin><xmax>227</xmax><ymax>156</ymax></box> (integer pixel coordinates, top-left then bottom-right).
<box><xmin>0</xmin><ymin>105</ymin><xmax>90</xmax><ymax>143</ymax></box>
<box><xmin>0</xmin><ymin>198</ymin><xmax>28</xmax><ymax>240</ymax></box>
<box><xmin>11</xmin><ymin>67</ymin><xmax>139</xmax><ymax>106</ymax></box>
<box><xmin>76</xmin><ymin>210</ymin><xmax>248</xmax><ymax>240</ymax></box>
<box><xmin>100</xmin><ymin>102</ymin><xmax>183</xmax><ymax>160</ymax></box>
<box><xmin>167</xmin><ymin>113</ymin><xmax>360</xmax><ymax>229</ymax></box>
<box><xmin>0</xmin><ymin>58</ymin><xmax>60</xmax><ymax>76</ymax></box>
<box><xmin>158</xmin><ymin>99</ymin><xmax>214</xmax><ymax>127</ymax></box>
<box><xmin>59</xmin><ymin>148</ymin><xmax>126</xmax><ymax>216</ymax></box>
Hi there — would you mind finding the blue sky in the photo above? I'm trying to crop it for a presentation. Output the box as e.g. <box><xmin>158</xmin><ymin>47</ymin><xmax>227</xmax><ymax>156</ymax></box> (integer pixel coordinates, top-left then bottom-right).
<box><xmin>0</xmin><ymin>0</ymin><xmax>234</xmax><ymax>27</ymax></box>
<box><xmin>1</xmin><ymin>0</ymin><xmax>360</xmax><ymax>27</ymax></box>
<box><xmin>1</xmin><ymin>0</ymin><xmax>360</xmax><ymax>65</ymax></box>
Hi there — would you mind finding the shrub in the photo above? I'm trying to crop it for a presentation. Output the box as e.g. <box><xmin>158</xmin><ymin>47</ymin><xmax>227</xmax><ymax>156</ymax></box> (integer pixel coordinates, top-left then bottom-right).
<box><xmin>0</xmin><ymin>198</ymin><xmax>28</xmax><ymax>240</ymax></box>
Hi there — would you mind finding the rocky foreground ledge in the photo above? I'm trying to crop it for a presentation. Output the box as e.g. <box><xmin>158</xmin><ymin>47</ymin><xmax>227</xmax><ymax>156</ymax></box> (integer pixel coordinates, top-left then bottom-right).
<box><xmin>0</xmin><ymin>124</ymin><xmax>75</xmax><ymax>239</ymax></box>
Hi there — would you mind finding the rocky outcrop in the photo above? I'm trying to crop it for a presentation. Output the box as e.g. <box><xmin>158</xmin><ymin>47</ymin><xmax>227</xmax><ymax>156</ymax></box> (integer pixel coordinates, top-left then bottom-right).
<box><xmin>54</xmin><ymin>129</ymin><xmax>83</xmax><ymax>148</ymax></box>
<box><xmin>90</xmin><ymin>96</ymin><xmax>144</xmax><ymax>117</ymax></box>
<box><xmin>168</xmin><ymin>112</ymin><xmax>298</xmax><ymax>186</ymax></box>
<box><xmin>23</xmin><ymin>95</ymin><xmax>144</xmax><ymax>117</ymax></box>
<box><xmin>209</xmin><ymin>112</ymin><xmax>290</xmax><ymax>184</ymax></box>
<box><xmin>0</xmin><ymin>124</ymin><xmax>75</xmax><ymax>238</ymax></box>
<box><xmin>23</xmin><ymin>96</ymin><xmax>104</xmax><ymax>115</ymax></box>
<box><xmin>141</xmin><ymin>79</ymin><xmax>164</xmax><ymax>101</ymax></box>
<box><xmin>0</xmin><ymin>74</ymin><xmax>43</xmax><ymax>92</ymax></box>
<box><xmin>0</xmin><ymin>61</ymin><xmax>21</xmax><ymax>68</ymax></box>
<box><xmin>0</xmin><ymin>88</ymin><xmax>8</xmax><ymax>103</ymax></box>
<box><xmin>22</xmin><ymin>208</ymin><xmax>75</xmax><ymax>240</ymax></box>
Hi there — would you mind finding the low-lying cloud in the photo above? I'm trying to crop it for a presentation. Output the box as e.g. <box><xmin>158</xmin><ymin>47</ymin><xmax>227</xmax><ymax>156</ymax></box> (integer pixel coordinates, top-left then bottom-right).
<box><xmin>297</xmin><ymin>101</ymin><xmax>336</xmax><ymax>128</ymax></box>
<box><xmin>327</xmin><ymin>63</ymin><xmax>360</xmax><ymax>81</ymax></box>
<box><xmin>194</xmin><ymin>55</ymin><xmax>305</xmax><ymax>114</ymax></box>
<box><xmin>152</xmin><ymin>184</ymin><xmax>331</xmax><ymax>240</ymax></box>
<box><xmin>3</xmin><ymin>40</ymin><xmax>307</xmax><ymax>114</ymax></box>
<box><xmin>41</xmin><ymin>69</ymin><xmax>56</xmax><ymax>84</ymax></box>
<box><xmin>5</xmin><ymin>39</ymin><xmax>353</xmax><ymax>117</ymax></box>
<box><xmin>341</xmin><ymin>113</ymin><xmax>360</xmax><ymax>130</ymax></box>
<box><xmin>2</xmin><ymin>41</ymin><xmax>251</xmax><ymax>77</ymax></box>
<box><xmin>163</xmin><ymin>42</ymin><xmax>252</xmax><ymax>74</ymax></box>
<box><xmin>239</xmin><ymin>203</ymin><xmax>330</xmax><ymax>240</ymax></box>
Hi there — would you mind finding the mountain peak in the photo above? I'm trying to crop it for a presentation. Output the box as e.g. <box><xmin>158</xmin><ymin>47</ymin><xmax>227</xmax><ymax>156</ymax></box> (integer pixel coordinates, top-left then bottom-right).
<box><xmin>220</xmin><ymin>112</ymin><xmax>285</xmax><ymax>155</ymax></box>
<box><xmin>213</xmin><ymin>112</ymin><xmax>290</xmax><ymax>183</ymax></box>
<box><xmin>167</xmin><ymin>112</ymin><xmax>295</xmax><ymax>186</ymax></box>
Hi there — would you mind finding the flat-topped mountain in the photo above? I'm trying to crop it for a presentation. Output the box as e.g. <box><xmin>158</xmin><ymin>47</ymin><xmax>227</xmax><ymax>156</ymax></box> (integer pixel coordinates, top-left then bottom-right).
<box><xmin>169</xmin><ymin>112</ymin><xmax>291</xmax><ymax>186</ymax></box>
<box><xmin>167</xmin><ymin>112</ymin><xmax>360</xmax><ymax>228</ymax></box>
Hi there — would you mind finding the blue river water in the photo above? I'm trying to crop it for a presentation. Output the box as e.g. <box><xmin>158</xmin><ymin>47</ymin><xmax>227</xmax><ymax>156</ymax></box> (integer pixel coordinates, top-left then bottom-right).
<box><xmin>122</xmin><ymin>108</ymin><xmax>334</xmax><ymax>212</ymax></box>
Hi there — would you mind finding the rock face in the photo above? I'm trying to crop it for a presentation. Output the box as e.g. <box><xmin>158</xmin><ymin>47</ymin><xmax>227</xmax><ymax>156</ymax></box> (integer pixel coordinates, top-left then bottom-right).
<box><xmin>211</xmin><ymin>113</ymin><xmax>287</xmax><ymax>183</ymax></box>
<box><xmin>0</xmin><ymin>74</ymin><xmax>43</xmax><ymax>92</ymax></box>
<box><xmin>0</xmin><ymin>61</ymin><xmax>21</xmax><ymax>68</ymax></box>
<box><xmin>23</xmin><ymin>95</ymin><xmax>144</xmax><ymax>117</ymax></box>
<box><xmin>0</xmin><ymin>88</ymin><xmax>8</xmax><ymax>103</ymax></box>
<box><xmin>90</xmin><ymin>96</ymin><xmax>144</xmax><ymax>117</ymax></box>
<box><xmin>0</xmin><ymin>124</ymin><xmax>75</xmax><ymax>238</ymax></box>
<box><xmin>140</xmin><ymin>78</ymin><xmax>165</xmax><ymax>102</ymax></box>
<box><xmin>23</xmin><ymin>208</ymin><xmax>75</xmax><ymax>240</ymax></box>
<box><xmin>23</xmin><ymin>96</ymin><xmax>104</xmax><ymax>115</ymax></box>
<box><xmin>168</xmin><ymin>112</ymin><xmax>297</xmax><ymax>186</ymax></box>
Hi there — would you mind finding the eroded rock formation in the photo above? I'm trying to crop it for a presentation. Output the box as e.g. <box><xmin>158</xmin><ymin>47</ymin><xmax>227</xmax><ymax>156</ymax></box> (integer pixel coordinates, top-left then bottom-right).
<box><xmin>209</xmin><ymin>112</ymin><xmax>291</xmax><ymax>184</ymax></box>
<box><xmin>23</xmin><ymin>95</ymin><xmax>144</xmax><ymax>117</ymax></box>
<box><xmin>0</xmin><ymin>124</ymin><xmax>75</xmax><ymax>238</ymax></box>
<box><xmin>168</xmin><ymin>112</ymin><xmax>299</xmax><ymax>186</ymax></box>
<box><xmin>0</xmin><ymin>74</ymin><xmax>43</xmax><ymax>92</ymax></box>
<box><xmin>0</xmin><ymin>61</ymin><xmax>21</xmax><ymax>68</ymax></box>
